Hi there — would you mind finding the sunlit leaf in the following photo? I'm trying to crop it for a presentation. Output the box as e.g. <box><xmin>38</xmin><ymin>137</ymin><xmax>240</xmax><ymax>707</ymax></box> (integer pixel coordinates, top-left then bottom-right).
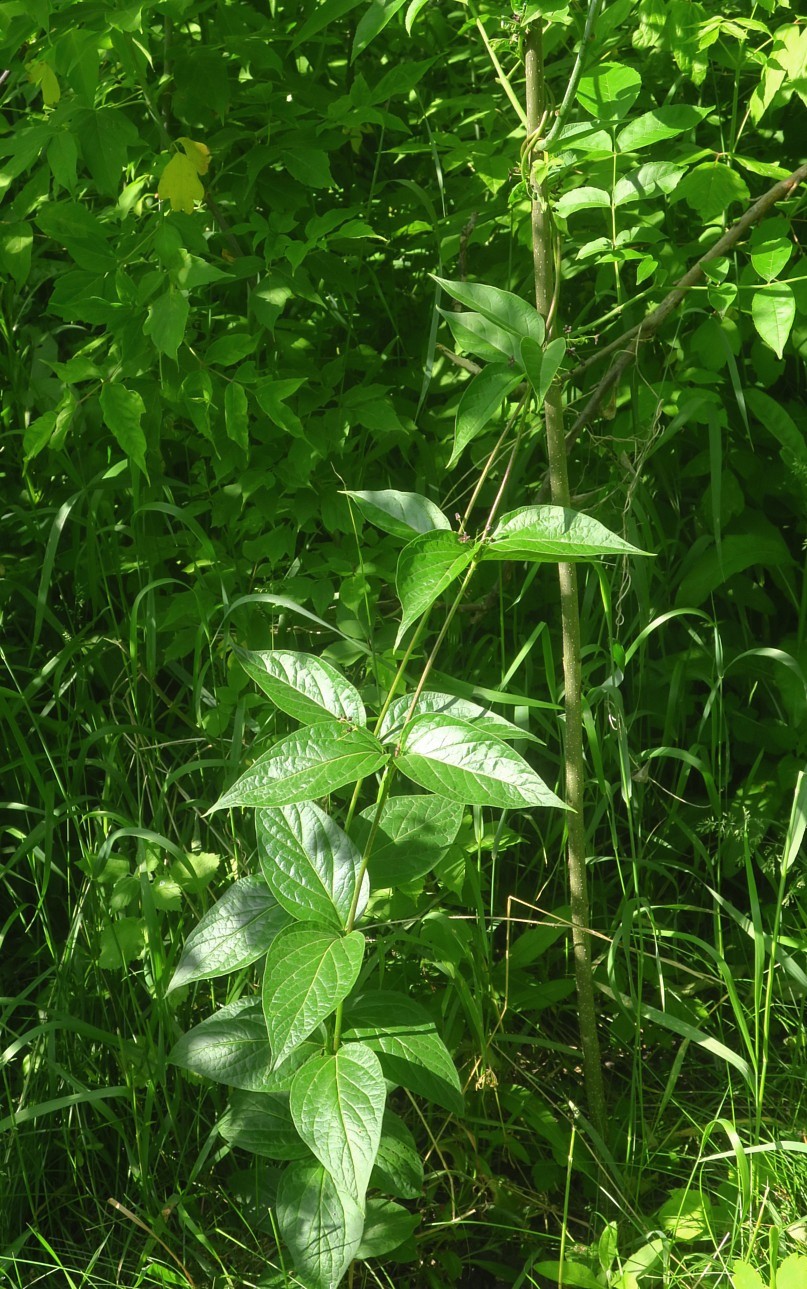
<box><xmin>276</xmin><ymin>1161</ymin><xmax>364</xmax><ymax>1289</ymax></box>
<box><xmin>168</xmin><ymin>877</ymin><xmax>290</xmax><ymax>991</ymax></box>
<box><xmin>158</xmin><ymin>152</ymin><xmax>204</xmax><ymax>214</ymax></box>
<box><xmin>263</xmin><ymin>924</ymin><xmax>365</xmax><ymax>1068</ymax></box>
<box><xmin>395</xmin><ymin>531</ymin><xmax>477</xmax><ymax>646</ymax></box>
<box><xmin>256</xmin><ymin>802</ymin><xmax>368</xmax><ymax>928</ymax></box>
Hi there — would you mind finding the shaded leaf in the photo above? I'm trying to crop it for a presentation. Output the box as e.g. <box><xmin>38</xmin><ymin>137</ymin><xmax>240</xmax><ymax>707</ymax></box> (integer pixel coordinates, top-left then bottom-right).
<box><xmin>211</xmin><ymin>723</ymin><xmax>387</xmax><ymax>812</ymax></box>
<box><xmin>143</xmin><ymin>290</ymin><xmax>189</xmax><ymax>360</ymax></box>
<box><xmin>168</xmin><ymin>877</ymin><xmax>290</xmax><ymax>992</ymax></box>
<box><xmin>482</xmin><ymin>506</ymin><xmax>646</xmax><ymax>562</ymax></box>
<box><xmin>751</xmin><ymin>282</ymin><xmax>795</xmax><ymax>358</ymax></box>
<box><xmin>263</xmin><ymin>924</ymin><xmax>365</xmax><ymax>1068</ymax></box>
<box><xmin>343</xmin><ymin>991</ymin><xmax>463</xmax><ymax>1113</ymax></box>
<box><xmin>168</xmin><ymin>998</ymin><xmax>273</xmax><ymax>1091</ymax></box>
<box><xmin>396</xmin><ymin>714</ymin><xmax>564</xmax><ymax>810</ymax></box>
<box><xmin>354</xmin><ymin>793</ymin><xmax>464</xmax><ymax>887</ymax></box>
<box><xmin>344</xmin><ymin>489</ymin><xmax>451</xmax><ymax>540</ymax></box>
<box><xmin>371</xmin><ymin>1110</ymin><xmax>424</xmax><ymax>1199</ymax></box>
<box><xmin>672</xmin><ymin>163</ymin><xmax>750</xmax><ymax>222</ymax></box>
<box><xmin>395</xmin><ymin>531</ymin><xmax>476</xmax><ymax>646</ymax></box>
<box><xmin>256</xmin><ymin>802</ymin><xmax>369</xmax><ymax>929</ymax></box>
<box><xmin>234</xmin><ymin>647</ymin><xmax>365</xmax><ymax>725</ymax></box>
<box><xmin>450</xmin><ymin>365</ymin><xmax>523</xmax><ymax>467</ymax></box>
<box><xmin>356</xmin><ymin>1198</ymin><xmax>419</xmax><ymax>1259</ymax></box>
<box><xmin>276</xmin><ymin>1160</ymin><xmax>364</xmax><ymax>1289</ymax></box>
<box><xmin>290</xmin><ymin>1043</ymin><xmax>386</xmax><ymax>1203</ymax></box>
<box><xmin>521</xmin><ymin>337</ymin><xmax>566</xmax><ymax>409</ymax></box>
<box><xmin>99</xmin><ymin>383</ymin><xmax>148</xmax><ymax>476</ymax></box>
<box><xmin>218</xmin><ymin>1089</ymin><xmax>309</xmax><ymax>1160</ymax></box>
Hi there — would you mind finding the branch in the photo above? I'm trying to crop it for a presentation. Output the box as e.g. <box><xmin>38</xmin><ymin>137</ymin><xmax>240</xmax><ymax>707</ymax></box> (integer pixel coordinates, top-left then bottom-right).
<box><xmin>565</xmin><ymin>160</ymin><xmax>807</xmax><ymax>400</ymax></box>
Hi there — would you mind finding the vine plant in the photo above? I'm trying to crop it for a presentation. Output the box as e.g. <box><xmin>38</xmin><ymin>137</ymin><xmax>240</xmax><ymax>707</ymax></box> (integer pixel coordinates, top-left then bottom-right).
<box><xmin>167</xmin><ymin>285</ymin><xmax>646</xmax><ymax>1289</ymax></box>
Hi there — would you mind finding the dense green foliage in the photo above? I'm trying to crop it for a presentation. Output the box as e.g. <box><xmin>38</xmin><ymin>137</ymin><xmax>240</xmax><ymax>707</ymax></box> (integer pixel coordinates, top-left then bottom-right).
<box><xmin>3</xmin><ymin>0</ymin><xmax>807</xmax><ymax>1286</ymax></box>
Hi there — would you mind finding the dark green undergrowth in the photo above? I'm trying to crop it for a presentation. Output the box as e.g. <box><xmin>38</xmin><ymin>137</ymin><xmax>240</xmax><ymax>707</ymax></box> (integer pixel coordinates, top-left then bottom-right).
<box><xmin>2</xmin><ymin>0</ymin><xmax>807</xmax><ymax>1286</ymax></box>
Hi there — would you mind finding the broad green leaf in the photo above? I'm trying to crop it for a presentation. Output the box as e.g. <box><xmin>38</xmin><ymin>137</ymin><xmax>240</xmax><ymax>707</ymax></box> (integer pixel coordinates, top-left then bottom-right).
<box><xmin>293</xmin><ymin>0</ymin><xmax>365</xmax><ymax>49</ymax></box>
<box><xmin>482</xmin><ymin>506</ymin><xmax>647</xmax><ymax>562</ymax></box>
<box><xmin>168</xmin><ymin>998</ymin><xmax>273</xmax><ymax>1091</ymax></box>
<box><xmin>745</xmin><ymin>389</ymin><xmax>807</xmax><ymax>467</ymax></box>
<box><xmin>395</xmin><ymin>531</ymin><xmax>477</xmax><ymax>646</ymax></box>
<box><xmin>530</xmin><ymin>1263</ymin><xmax>602</xmax><ymax>1289</ymax></box>
<box><xmin>730</xmin><ymin>1263</ymin><xmax>765</xmax><ymax>1289</ymax></box>
<box><xmin>677</xmin><ymin>528</ymin><xmax>792</xmax><ymax>604</ymax></box>
<box><xmin>356</xmin><ymin>1198</ymin><xmax>419</xmax><ymax>1259</ymax></box>
<box><xmin>143</xmin><ymin>290</ymin><xmax>189</xmax><ymax>360</ymax></box>
<box><xmin>371</xmin><ymin>1110</ymin><xmax>424</xmax><ymax>1199</ymax></box>
<box><xmin>432</xmin><ymin>275</ymin><xmax>545</xmax><ymax>345</ymax></box>
<box><xmin>576</xmin><ymin>62</ymin><xmax>641</xmax><ymax>119</ymax></box>
<box><xmin>224</xmin><ymin>381</ymin><xmax>249</xmax><ymax>451</ymax></box>
<box><xmin>521</xmin><ymin>337</ymin><xmax>566</xmax><ymax>409</ymax></box>
<box><xmin>234</xmin><ymin>647</ymin><xmax>366</xmax><ymax>725</ymax></box>
<box><xmin>77</xmin><ymin>106</ymin><xmax>138</xmax><ymax>194</ymax></box>
<box><xmin>205</xmin><ymin>332</ymin><xmax>257</xmax><ymax>366</ymax></box>
<box><xmin>353</xmin><ymin>0</ymin><xmax>409</xmax><ymax>59</ymax></box>
<box><xmin>263</xmin><ymin>924</ymin><xmax>365</xmax><ymax>1068</ymax></box>
<box><xmin>354</xmin><ymin>793</ymin><xmax>464</xmax><ymax>887</ymax></box>
<box><xmin>177</xmin><ymin>136</ymin><xmax>210</xmax><ymax>174</ymax></box>
<box><xmin>99</xmin><ymin>383</ymin><xmax>148</xmax><ymax>476</ymax></box>
<box><xmin>276</xmin><ymin>1160</ymin><xmax>364</xmax><ymax>1289</ymax></box>
<box><xmin>449</xmin><ymin>365</ymin><xmax>523</xmax><ymax>468</ymax></box>
<box><xmin>555</xmin><ymin>186</ymin><xmax>611</xmax><ymax>218</ymax></box>
<box><xmin>672</xmin><ymin>163</ymin><xmax>749</xmax><ymax>222</ymax></box>
<box><xmin>343</xmin><ymin>991</ymin><xmax>463</xmax><ymax>1114</ymax></box>
<box><xmin>379</xmin><ymin>692</ymin><xmax>535</xmax><ymax>745</ymax></box>
<box><xmin>396</xmin><ymin>713</ymin><xmax>564</xmax><ymax>810</ymax></box>
<box><xmin>97</xmin><ymin>917</ymin><xmax>145</xmax><ymax>968</ymax></box>
<box><xmin>613</xmin><ymin>162</ymin><xmax>686</xmax><ymax>205</ymax></box>
<box><xmin>751</xmin><ymin>282</ymin><xmax>795</xmax><ymax>358</ymax></box>
<box><xmin>290</xmin><ymin>1043</ymin><xmax>386</xmax><ymax>1203</ymax></box>
<box><xmin>658</xmin><ymin>1188</ymin><xmax>713</xmax><ymax>1241</ymax></box>
<box><xmin>23</xmin><ymin>412</ymin><xmax>57</xmax><ymax>462</ymax></box>
<box><xmin>256</xmin><ymin>802</ymin><xmax>368</xmax><ymax>929</ymax></box>
<box><xmin>158</xmin><ymin>151</ymin><xmax>204</xmax><ymax>214</ymax></box>
<box><xmin>344</xmin><ymin>489</ymin><xmax>451</xmax><ymax>540</ymax></box>
<box><xmin>777</xmin><ymin>1255</ymin><xmax>807</xmax><ymax>1289</ymax></box>
<box><xmin>211</xmin><ymin>723</ymin><xmax>387</xmax><ymax>812</ymax></box>
<box><xmin>616</xmin><ymin>104</ymin><xmax>709</xmax><ymax>152</ymax></box>
<box><xmin>440</xmin><ymin>309</ymin><xmax>521</xmax><ymax>364</ymax></box>
<box><xmin>28</xmin><ymin>59</ymin><xmax>60</xmax><ymax>106</ymax></box>
<box><xmin>0</xmin><ymin>221</ymin><xmax>32</xmax><ymax>285</ymax></box>
<box><xmin>749</xmin><ymin>217</ymin><xmax>792</xmax><ymax>281</ymax></box>
<box><xmin>218</xmin><ymin>1089</ymin><xmax>309</xmax><ymax>1160</ymax></box>
<box><xmin>168</xmin><ymin>877</ymin><xmax>291</xmax><ymax>991</ymax></box>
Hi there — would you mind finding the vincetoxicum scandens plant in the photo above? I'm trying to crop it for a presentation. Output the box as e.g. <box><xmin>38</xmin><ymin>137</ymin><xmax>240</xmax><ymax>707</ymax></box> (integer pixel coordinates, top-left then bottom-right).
<box><xmin>167</xmin><ymin>298</ymin><xmax>647</xmax><ymax>1289</ymax></box>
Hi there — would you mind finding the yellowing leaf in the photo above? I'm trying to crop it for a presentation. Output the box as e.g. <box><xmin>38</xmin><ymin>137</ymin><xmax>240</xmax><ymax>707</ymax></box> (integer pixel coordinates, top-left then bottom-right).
<box><xmin>158</xmin><ymin>152</ymin><xmax>204</xmax><ymax>214</ymax></box>
<box><xmin>178</xmin><ymin>137</ymin><xmax>211</xmax><ymax>175</ymax></box>
<box><xmin>28</xmin><ymin>61</ymin><xmax>60</xmax><ymax>106</ymax></box>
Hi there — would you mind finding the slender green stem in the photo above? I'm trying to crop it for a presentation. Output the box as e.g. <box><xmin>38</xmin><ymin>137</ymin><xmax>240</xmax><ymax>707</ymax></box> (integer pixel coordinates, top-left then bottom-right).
<box><xmin>524</xmin><ymin>25</ymin><xmax>608</xmax><ymax>1143</ymax></box>
<box><xmin>470</xmin><ymin>3</ymin><xmax>528</xmax><ymax>127</ymax></box>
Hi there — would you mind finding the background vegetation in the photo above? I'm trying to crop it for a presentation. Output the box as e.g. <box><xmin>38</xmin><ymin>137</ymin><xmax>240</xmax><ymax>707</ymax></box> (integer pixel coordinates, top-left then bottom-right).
<box><xmin>2</xmin><ymin>0</ymin><xmax>807</xmax><ymax>1285</ymax></box>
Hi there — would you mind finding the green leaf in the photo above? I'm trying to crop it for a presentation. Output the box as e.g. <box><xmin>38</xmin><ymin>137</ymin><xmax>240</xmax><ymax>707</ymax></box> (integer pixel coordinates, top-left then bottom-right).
<box><xmin>450</xmin><ymin>365</ymin><xmax>523</xmax><ymax>468</ymax></box>
<box><xmin>576</xmin><ymin>62</ymin><xmax>642</xmax><ymax>120</ymax></box>
<box><xmin>99</xmin><ymin>383</ymin><xmax>148</xmax><ymax>476</ymax></box>
<box><xmin>256</xmin><ymin>802</ymin><xmax>369</xmax><ymax>929</ymax></box>
<box><xmin>234</xmin><ymin>647</ymin><xmax>366</xmax><ymax>725</ymax></box>
<box><xmin>168</xmin><ymin>998</ymin><xmax>273</xmax><ymax>1091</ymax></box>
<box><xmin>432</xmin><ymin>276</ymin><xmax>545</xmax><ymax>345</ymax></box>
<box><xmin>672</xmin><ymin>163</ymin><xmax>750</xmax><ymax>222</ymax></box>
<box><xmin>613</xmin><ymin>161</ymin><xmax>686</xmax><ymax>205</ymax></box>
<box><xmin>0</xmin><ymin>221</ymin><xmax>32</xmax><ymax>285</ymax></box>
<box><xmin>658</xmin><ymin>1188</ymin><xmax>713</xmax><ymax>1241</ymax></box>
<box><xmin>530</xmin><ymin>1263</ymin><xmax>603</xmax><ymax>1289</ymax></box>
<box><xmin>521</xmin><ymin>337</ymin><xmax>566</xmax><ymax>409</ymax></box>
<box><xmin>23</xmin><ymin>412</ymin><xmax>58</xmax><ymax>462</ymax></box>
<box><xmin>218</xmin><ymin>1089</ymin><xmax>309</xmax><ymax>1160</ymax></box>
<box><xmin>396</xmin><ymin>713</ymin><xmax>564</xmax><ymax>810</ymax></box>
<box><xmin>224</xmin><ymin>381</ymin><xmax>249</xmax><ymax>451</ymax></box>
<box><xmin>263</xmin><ymin>924</ymin><xmax>365</xmax><ymax>1068</ymax></box>
<box><xmin>379</xmin><ymin>691</ymin><xmax>535</xmax><ymax>745</ymax></box>
<box><xmin>354</xmin><ymin>793</ymin><xmax>464</xmax><ymax>887</ymax></box>
<box><xmin>482</xmin><ymin>506</ymin><xmax>647</xmax><ymax>562</ymax></box>
<box><xmin>749</xmin><ymin>217</ymin><xmax>792</xmax><ymax>281</ymax></box>
<box><xmin>440</xmin><ymin>309</ymin><xmax>521</xmax><ymax>364</ymax></box>
<box><xmin>76</xmin><ymin>106</ymin><xmax>138</xmax><ymax>194</ymax></box>
<box><xmin>158</xmin><ymin>152</ymin><xmax>204</xmax><ymax>214</ymax></box>
<box><xmin>730</xmin><ymin>1263</ymin><xmax>766</xmax><ymax>1289</ymax></box>
<box><xmin>555</xmin><ymin>186</ymin><xmax>611</xmax><ymax>218</ymax></box>
<box><xmin>205</xmin><ymin>332</ymin><xmax>257</xmax><ymax>366</ymax></box>
<box><xmin>97</xmin><ymin>917</ymin><xmax>145</xmax><ymax>968</ymax></box>
<box><xmin>677</xmin><ymin>528</ymin><xmax>791</xmax><ymax>606</ymax></box>
<box><xmin>751</xmin><ymin>282</ymin><xmax>795</xmax><ymax>358</ymax></box>
<box><xmin>276</xmin><ymin>1160</ymin><xmax>364</xmax><ymax>1289</ymax></box>
<box><xmin>290</xmin><ymin>1043</ymin><xmax>386</xmax><ymax>1203</ymax></box>
<box><xmin>343</xmin><ymin>991</ymin><xmax>463</xmax><ymax>1114</ymax></box>
<box><xmin>745</xmin><ymin>389</ymin><xmax>807</xmax><ymax>468</ymax></box>
<box><xmin>344</xmin><ymin>489</ymin><xmax>451</xmax><ymax>540</ymax></box>
<box><xmin>211</xmin><ymin>723</ymin><xmax>387</xmax><ymax>812</ymax></box>
<box><xmin>395</xmin><ymin>531</ymin><xmax>476</xmax><ymax>646</ymax></box>
<box><xmin>616</xmin><ymin>104</ymin><xmax>709</xmax><ymax>152</ymax></box>
<box><xmin>777</xmin><ymin>1255</ymin><xmax>807</xmax><ymax>1289</ymax></box>
<box><xmin>143</xmin><ymin>290</ymin><xmax>189</xmax><ymax>360</ymax></box>
<box><xmin>168</xmin><ymin>877</ymin><xmax>290</xmax><ymax>992</ymax></box>
<box><xmin>292</xmin><ymin>0</ymin><xmax>365</xmax><ymax>49</ymax></box>
<box><xmin>371</xmin><ymin>1110</ymin><xmax>424</xmax><ymax>1199</ymax></box>
<box><xmin>356</xmin><ymin>1198</ymin><xmax>419</xmax><ymax>1259</ymax></box>
<box><xmin>352</xmin><ymin>0</ymin><xmax>410</xmax><ymax>59</ymax></box>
